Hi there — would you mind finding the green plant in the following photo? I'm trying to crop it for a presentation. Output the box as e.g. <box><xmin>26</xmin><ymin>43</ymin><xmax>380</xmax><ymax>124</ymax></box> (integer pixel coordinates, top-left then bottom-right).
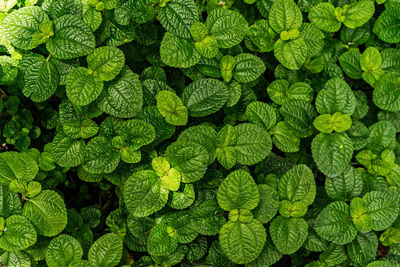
<box><xmin>0</xmin><ymin>0</ymin><xmax>400</xmax><ymax>266</ymax></box>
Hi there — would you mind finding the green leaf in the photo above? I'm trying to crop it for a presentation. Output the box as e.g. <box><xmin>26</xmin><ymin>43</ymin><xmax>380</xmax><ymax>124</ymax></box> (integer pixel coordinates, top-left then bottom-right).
<box><xmin>373</xmin><ymin>73</ymin><xmax>400</xmax><ymax>111</ymax></box>
<box><xmin>343</xmin><ymin>0</ymin><xmax>375</xmax><ymax>29</ymax></box>
<box><xmin>52</xmin><ymin>133</ymin><xmax>85</xmax><ymax>168</ymax></box>
<box><xmin>245</xmin><ymin>101</ymin><xmax>276</xmax><ymax>130</ymax></box>
<box><xmin>267</xmin><ymin>80</ymin><xmax>314</xmax><ymax>105</ymax></box>
<box><xmin>280</xmin><ymin>100</ymin><xmax>317</xmax><ymax>138</ymax></box>
<box><xmin>366</xmin><ymin>121</ymin><xmax>396</xmax><ymax>153</ymax></box>
<box><xmin>191</xmin><ymin>199</ymin><xmax>225</xmax><ymax>236</ymax></box>
<box><xmin>114</xmin><ymin>0</ymin><xmax>154</xmax><ymax>25</ymax></box>
<box><xmin>247</xmin><ymin>19</ymin><xmax>276</xmax><ymax>53</ymax></box>
<box><xmin>205</xmin><ymin>8</ymin><xmax>248</xmax><ymax>48</ymax></box>
<box><xmin>347</xmin><ymin>232</ymin><xmax>378</xmax><ymax>267</ymax></box>
<box><xmin>300</xmin><ymin>23</ymin><xmax>324</xmax><ymax>58</ymax></box>
<box><xmin>270</xmin><ymin>216</ymin><xmax>308</xmax><ymax>254</ymax></box>
<box><xmin>190</xmin><ymin>22</ymin><xmax>208</xmax><ymax>42</ymax></box>
<box><xmin>43</xmin><ymin>0</ymin><xmax>82</xmax><ymax>19</ymax></box>
<box><xmin>83</xmin><ymin>7</ymin><xmax>102</xmax><ymax>32</ymax></box>
<box><xmin>98</xmin><ymin>66</ymin><xmax>143</xmax><ymax>118</ymax></box>
<box><xmin>216</xmin><ymin>124</ymin><xmax>237</xmax><ymax>169</ymax></box>
<box><xmin>0</xmin><ymin>151</ymin><xmax>38</xmax><ymax>185</ymax></box>
<box><xmin>157</xmin><ymin>90</ymin><xmax>188</xmax><ymax>126</ymax></box>
<box><xmin>363</xmin><ymin>191</ymin><xmax>399</xmax><ymax>231</ymax></box>
<box><xmin>182</xmin><ymin>78</ymin><xmax>229</xmax><ymax>117</ymax></box>
<box><xmin>0</xmin><ymin>251</ymin><xmax>31</xmax><ymax>267</ymax></box>
<box><xmin>220</xmin><ymin>55</ymin><xmax>235</xmax><ymax>83</ymax></box>
<box><xmin>253</xmin><ymin>185</ymin><xmax>279</xmax><ymax>224</ymax></box>
<box><xmin>123</xmin><ymin>170</ymin><xmax>169</xmax><ymax>217</ymax></box>
<box><xmin>147</xmin><ymin>222</ymin><xmax>178</xmax><ymax>256</ymax></box>
<box><xmin>88</xmin><ymin>233</ymin><xmax>123</xmax><ymax>267</ymax></box>
<box><xmin>160</xmin><ymin>32</ymin><xmax>200</xmax><ymax>68</ymax></box>
<box><xmin>233</xmin><ymin>53</ymin><xmax>266</xmax><ymax>83</ymax></box>
<box><xmin>246</xmin><ymin>237</ymin><xmax>282</xmax><ymax>267</ymax></box>
<box><xmin>314</xmin><ymin>201</ymin><xmax>357</xmax><ymax>244</ymax></box>
<box><xmin>0</xmin><ymin>215</ymin><xmax>36</xmax><ymax>251</ymax></box>
<box><xmin>158</xmin><ymin>0</ymin><xmax>199</xmax><ymax>38</ymax></box>
<box><xmin>165</xmin><ymin>141</ymin><xmax>209</xmax><ymax>183</ymax></box>
<box><xmin>194</xmin><ymin>35</ymin><xmax>219</xmax><ymax>59</ymax></box>
<box><xmin>274</xmin><ymin>38</ymin><xmax>307</xmax><ymax>70</ymax></box>
<box><xmin>269</xmin><ymin>0</ymin><xmax>302</xmax><ymax>33</ymax></box>
<box><xmin>22</xmin><ymin>190</ymin><xmax>67</xmax><ymax>237</ymax></box>
<box><xmin>86</xmin><ymin>46</ymin><xmax>125</xmax><ymax>81</ymax></box>
<box><xmin>309</xmin><ymin>3</ymin><xmax>341</xmax><ymax>32</ymax></box>
<box><xmin>278</xmin><ymin>164</ymin><xmax>316</xmax><ymax>206</ymax></box>
<box><xmin>219</xmin><ymin>219</ymin><xmax>266</xmax><ymax>264</ymax></box>
<box><xmin>66</xmin><ymin>67</ymin><xmax>103</xmax><ymax>106</ymax></box>
<box><xmin>234</xmin><ymin>123</ymin><xmax>272</xmax><ymax>165</ymax></box>
<box><xmin>217</xmin><ymin>170</ymin><xmax>259</xmax><ymax>211</ymax></box>
<box><xmin>83</xmin><ymin>136</ymin><xmax>120</xmax><ymax>174</ymax></box>
<box><xmin>1</xmin><ymin>6</ymin><xmax>49</xmax><ymax>49</ymax></box>
<box><xmin>20</xmin><ymin>54</ymin><xmax>58</xmax><ymax>102</ymax></box>
<box><xmin>325</xmin><ymin>166</ymin><xmax>363</xmax><ymax>201</ymax></box>
<box><xmin>0</xmin><ymin>185</ymin><xmax>22</xmax><ymax>218</ymax></box>
<box><xmin>312</xmin><ymin>132</ymin><xmax>353</xmax><ymax>177</ymax></box>
<box><xmin>45</xmin><ymin>235</ymin><xmax>83</xmax><ymax>267</ymax></box>
<box><xmin>350</xmin><ymin>197</ymin><xmax>373</xmax><ymax>233</ymax></box>
<box><xmin>373</xmin><ymin>5</ymin><xmax>400</xmax><ymax>43</ymax></box>
<box><xmin>339</xmin><ymin>50</ymin><xmax>362</xmax><ymax>79</ymax></box>
<box><xmin>163</xmin><ymin>211</ymin><xmax>198</xmax><ymax>244</ymax></box>
<box><xmin>315</xmin><ymin>78</ymin><xmax>356</xmax><ymax>115</ymax></box>
<box><xmin>272</xmin><ymin>121</ymin><xmax>300</xmax><ymax>153</ymax></box>
<box><xmin>46</xmin><ymin>15</ymin><xmax>95</xmax><ymax>59</ymax></box>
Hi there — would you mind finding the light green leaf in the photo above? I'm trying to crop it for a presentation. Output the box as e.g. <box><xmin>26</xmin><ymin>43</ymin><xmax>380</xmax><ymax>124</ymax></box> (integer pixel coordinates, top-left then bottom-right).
<box><xmin>247</xmin><ymin>19</ymin><xmax>276</xmax><ymax>53</ymax></box>
<box><xmin>46</xmin><ymin>15</ymin><xmax>95</xmax><ymax>59</ymax></box>
<box><xmin>315</xmin><ymin>78</ymin><xmax>356</xmax><ymax>115</ymax></box>
<box><xmin>83</xmin><ymin>136</ymin><xmax>120</xmax><ymax>174</ymax></box>
<box><xmin>66</xmin><ymin>67</ymin><xmax>103</xmax><ymax>106</ymax></box>
<box><xmin>272</xmin><ymin>121</ymin><xmax>300</xmax><ymax>153</ymax></box>
<box><xmin>0</xmin><ymin>251</ymin><xmax>31</xmax><ymax>267</ymax></box>
<box><xmin>98</xmin><ymin>66</ymin><xmax>143</xmax><ymax>118</ymax></box>
<box><xmin>157</xmin><ymin>90</ymin><xmax>188</xmax><ymax>126</ymax></box>
<box><xmin>88</xmin><ymin>233</ymin><xmax>123</xmax><ymax>267</ymax></box>
<box><xmin>123</xmin><ymin>170</ymin><xmax>169</xmax><ymax>217</ymax></box>
<box><xmin>20</xmin><ymin>54</ymin><xmax>58</xmax><ymax>102</ymax></box>
<box><xmin>52</xmin><ymin>133</ymin><xmax>85</xmax><ymax>168</ymax></box>
<box><xmin>194</xmin><ymin>35</ymin><xmax>219</xmax><ymax>59</ymax></box>
<box><xmin>158</xmin><ymin>0</ymin><xmax>199</xmax><ymax>38</ymax></box>
<box><xmin>220</xmin><ymin>55</ymin><xmax>235</xmax><ymax>83</ymax></box>
<box><xmin>182</xmin><ymin>78</ymin><xmax>229</xmax><ymax>117</ymax></box>
<box><xmin>22</xmin><ymin>190</ymin><xmax>67</xmax><ymax>237</ymax></box>
<box><xmin>313</xmin><ymin>112</ymin><xmax>352</xmax><ymax>134</ymax></box>
<box><xmin>234</xmin><ymin>123</ymin><xmax>272</xmax><ymax>165</ymax></box>
<box><xmin>309</xmin><ymin>3</ymin><xmax>341</xmax><ymax>32</ymax></box>
<box><xmin>217</xmin><ymin>170</ymin><xmax>259</xmax><ymax>211</ymax></box>
<box><xmin>278</xmin><ymin>164</ymin><xmax>316</xmax><ymax>206</ymax></box>
<box><xmin>350</xmin><ymin>197</ymin><xmax>373</xmax><ymax>233</ymax></box>
<box><xmin>311</xmin><ymin>132</ymin><xmax>353</xmax><ymax>177</ymax></box>
<box><xmin>45</xmin><ymin>235</ymin><xmax>83</xmax><ymax>267</ymax></box>
<box><xmin>83</xmin><ymin>6</ymin><xmax>102</xmax><ymax>32</ymax></box>
<box><xmin>220</xmin><ymin>220</ymin><xmax>266</xmax><ymax>264</ymax></box>
<box><xmin>269</xmin><ymin>0</ymin><xmax>302</xmax><ymax>33</ymax></box>
<box><xmin>314</xmin><ymin>201</ymin><xmax>357</xmax><ymax>244</ymax></box>
<box><xmin>1</xmin><ymin>6</ymin><xmax>49</xmax><ymax>49</ymax></box>
<box><xmin>0</xmin><ymin>151</ymin><xmax>38</xmax><ymax>185</ymax></box>
<box><xmin>270</xmin><ymin>216</ymin><xmax>308</xmax><ymax>254</ymax></box>
<box><xmin>343</xmin><ymin>0</ymin><xmax>375</xmax><ymax>29</ymax></box>
<box><xmin>205</xmin><ymin>8</ymin><xmax>248</xmax><ymax>48</ymax></box>
<box><xmin>233</xmin><ymin>53</ymin><xmax>266</xmax><ymax>83</ymax></box>
<box><xmin>274</xmin><ymin>38</ymin><xmax>307</xmax><ymax>70</ymax></box>
<box><xmin>0</xmin><ymin>215</ymin><xmax>36</xmax><ymax>251</ymax></box>
<box><xmin>245</xmin><ymin>101</ymin><xmax>276</xmax><ymax>130</ymax></box>
<box><xmin>325</xmin><ymin>166</ymin><xmax>363</xmax><ymax>201</ymax></box>
<box><xmin>160</xmin><ymin>32</ymin><xmax>200</xmax><ymax>68</ymax></box>
<box><xmin>190</xmin><ymin>22</ymin><xmax>208</xmax><ymax>42</ymax></box>
<box><xmin>86</xmin><ymin>46</ymin><xmax>125</xmax><ymax>81</ymax></box>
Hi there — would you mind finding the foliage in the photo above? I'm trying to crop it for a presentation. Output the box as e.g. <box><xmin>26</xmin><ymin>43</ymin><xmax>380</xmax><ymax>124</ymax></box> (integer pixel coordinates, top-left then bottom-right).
<box><xmin>0</xmin><ymin>0</ymin><xmax>399</xmax><ymax>266</ymax></box>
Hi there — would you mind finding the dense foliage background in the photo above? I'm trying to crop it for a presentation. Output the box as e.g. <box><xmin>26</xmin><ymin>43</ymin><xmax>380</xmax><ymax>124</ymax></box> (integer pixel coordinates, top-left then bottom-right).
<box><xmin>0</xmin><ymin>0</ymin><xmax>400</xmax><ymax>266</ymax></box>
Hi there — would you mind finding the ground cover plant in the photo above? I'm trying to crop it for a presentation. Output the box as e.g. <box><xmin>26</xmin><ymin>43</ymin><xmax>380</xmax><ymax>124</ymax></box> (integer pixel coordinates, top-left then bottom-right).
<box><xmin>0</xmin><ymin>0</ymin><xmax>400</xmax><ymax>266</ymax></box>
